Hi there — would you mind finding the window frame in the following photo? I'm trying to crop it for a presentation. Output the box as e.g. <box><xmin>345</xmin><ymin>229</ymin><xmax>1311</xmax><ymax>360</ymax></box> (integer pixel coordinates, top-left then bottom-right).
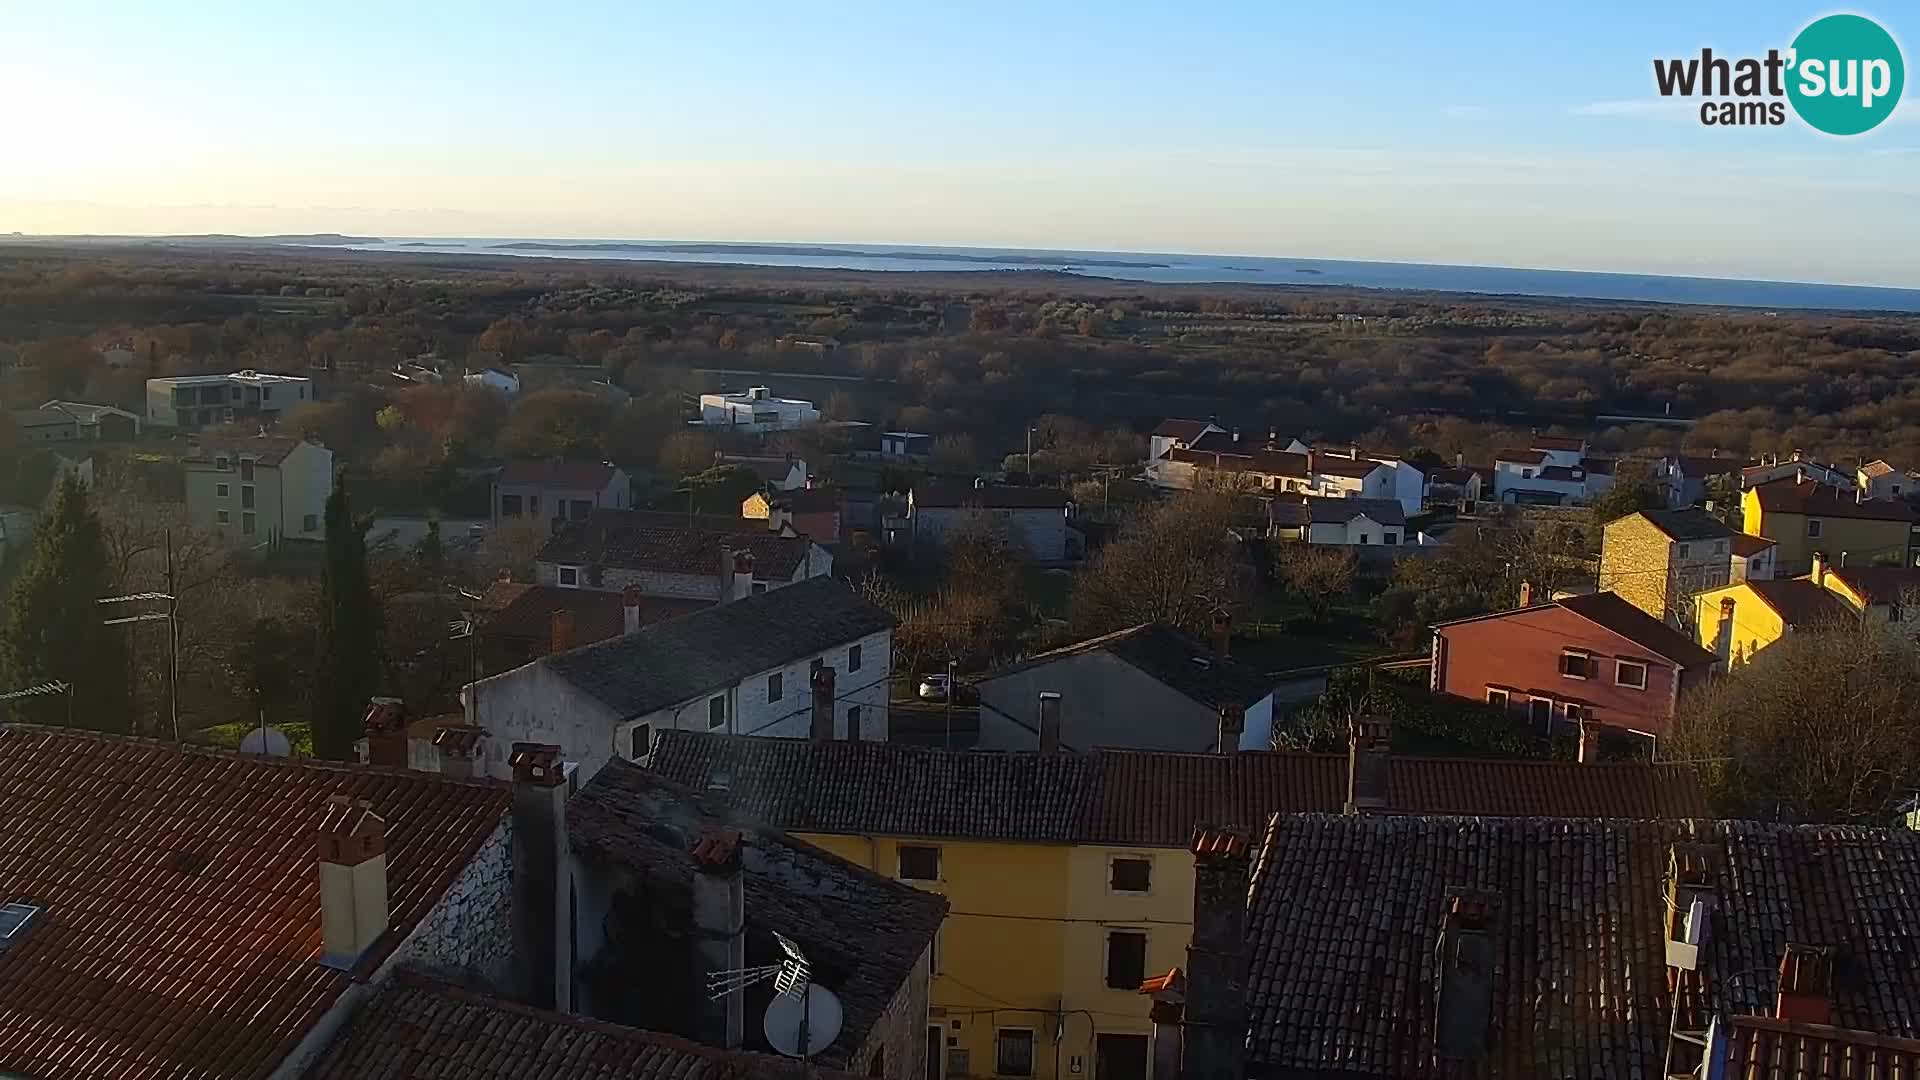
<box><xmin>215</xmin><ymin>509</ymin><xmax>230</xmax><ymax>525</ymax></box>
<box><xmin>239</xmin><ymin>459</ymin><xmax>255</xmax><ymax>482</ymax></box>
<box><xmin>1108</xmin><ymin>855</ymin><xmax>1153</xmax><ymax>895</ymax></box>
<box><xmin>556</xmin><ymin>566</ymin><xmax>580</xmax><ymax>588</ymax></box>
<box><xmin>1676</xmin><ymin>542</ymin><xmax>1690</xmax><ymax>559</ymax></box>
<box><xmin>849</xmin><ymin>643</ymin><xmax>863</xmax><ymax>672</ymax></box>
<box><xmin>707</xmin><ymin>695</ymin><xmax>726</xmax><ymax>730</ymax></box>
<box><xmin>1528</xmin><ymin>697</ymin><xmax>1551</xmax><ymax>729</ymax></box>
<box><xmin>241</xmin><ymin>512</ymin><xmax>256</xmax><ymax>536</ymax></box>
<box><xmin>1807</xmin><ymin>518</ymin><xmax>1823</xmax><ymax>538</ymax></box>
<box><xmin>1559</xmin><ymin>648</ymin><xmax>1591</xmax><ymax>680</ymax></box>
<box><xmin>1486</xmin><ymin>687</ymin><xmax>1510</xmax><ymax>710</ymax></box>
<box><xmin>1103</xmin><ymin>928</ymin><xmax>1149</xmax><ymax>991</ymax></box>
<box><xmin>1615</xmin><ymin>659</ymin><xmax>1649</xmax><ymax>689</ymax></box>
<box><xmin>768</xmin><ymin>671</ymin><xmax>784</xmax><ymax>703</ymax></box>
<box><xmin>994</xmin><ymin>1028</ymin><xmax>1036</xmax><ymax>1079</ymax></box>
<box><xmin>897</xmin><ymin>844</ymin><xmax>941</xmax><ymax>882</ymax></box>
<box><xmin>241</xmin><ymin>486</ymin><xmax>255</xmax><ymax>509</ymax></box>
<box><xmin>847</xmin><ymin>704</ymin><xmax>861</xmax><ymax>734</ymax></box>
<box><xmin>629</xmin><ymin>723</ymin><xmax>652</xmax><ymax>760</ymax></box>
<box><xmin>215</xmin><ymin>483</ymin><xmax>229</xmax><ymax>498</ymax></box>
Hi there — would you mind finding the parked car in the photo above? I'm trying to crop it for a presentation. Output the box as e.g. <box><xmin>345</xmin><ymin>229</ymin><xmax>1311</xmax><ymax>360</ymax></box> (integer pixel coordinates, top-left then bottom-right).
<box><xmin>918</xmin><ymin>673</ymin><xmax>951</xmax><ymax>701</ymax></box>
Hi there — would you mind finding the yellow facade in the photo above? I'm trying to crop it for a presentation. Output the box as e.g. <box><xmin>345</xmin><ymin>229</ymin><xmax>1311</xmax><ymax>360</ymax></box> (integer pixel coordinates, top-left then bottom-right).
<box><xmin>802</xmin><ymin>831</ymin><xmax>1193</xmax><ymax>1080</ymax></box>
<box><xmin>1743</xmin><ymin>488</ymin><xmax>1911</xmax><ymax>575</ymax></box>
<box><xmin>1691</xmin><ymin>581</ymin><xmax>1789</xmax><ymax>667</ymax></box>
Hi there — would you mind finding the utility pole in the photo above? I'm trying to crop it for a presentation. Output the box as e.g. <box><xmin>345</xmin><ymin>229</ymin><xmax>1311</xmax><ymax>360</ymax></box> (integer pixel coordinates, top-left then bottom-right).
<box><xmin>1027</xmin><ymin>427</ymin><xmax>1035</xmax><ymax>482</ymax></box>
<box><xmin>944</xmin><ymin>657</ymin><xmax>957</xmax><ymax>751</ymax></box>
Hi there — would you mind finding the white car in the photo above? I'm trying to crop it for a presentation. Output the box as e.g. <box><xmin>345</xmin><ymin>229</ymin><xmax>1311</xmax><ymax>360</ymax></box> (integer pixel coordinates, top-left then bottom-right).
<box><xmin>918</xmin><ymin>674</ymin><xmax>951</xmax><ymax>701</ymax></box>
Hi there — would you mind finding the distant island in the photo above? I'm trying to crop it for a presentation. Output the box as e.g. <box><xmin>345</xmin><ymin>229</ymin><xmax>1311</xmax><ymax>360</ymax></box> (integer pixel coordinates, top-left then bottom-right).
<box><xmin>486</xmin><ymin>240</ymin><xmax>1169</xmax><ymax>269</ymax></box>
<box><xmin>157</xmin><ymin>233</ymin><xmax>382</xmax><ymax>246</ymax></box>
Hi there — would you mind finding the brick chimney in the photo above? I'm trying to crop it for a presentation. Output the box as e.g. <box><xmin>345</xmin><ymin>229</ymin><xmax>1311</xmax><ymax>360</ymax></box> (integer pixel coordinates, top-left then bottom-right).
<box><xmin>623</xmin><ymin>586</ymin><xmax>643</xmax><ymax>635</ymax></box>
<box><xmin>1715</xmin><ymin>597</ymin><xmax>1737</xmax><ymax>665</ymax></box>
<box><xmin>811</xmin><ymin>666</ymin><xmax>836</xmax><ymax>741</ymax></box>
<box><xmin>363</xmin><ymin>697</ymin><xmax>408</xmax><ymax>769</ymax></box>
<box><xmin>1182</xmin><ymin>829</ymin><xmax>1250</xmax><ymax>1080</ymax></box>
<box><xmin>1577</xmin><ymin>717</ymin><xmax>1599</xmax><ymax>765</ymax></box>
<box><xmin>1208</xmin><ymin>610</ymin><xmax>1231</xmax><ymax>657</ymax></box>
<box><xmin>510</xmin><ymin>743</ymin><xmax>571</xmax><ymax>1011</ymax></box>
<box><xmin>432</xmin><ymin>725</ymin><xmax>485</xmax><ymax>779</ymax></box>
<box><xmin>1776</xmin><ymin>944</ymin><xmax>1835</xmax><ymax>1025</ymax></box>
<box><xmin>1217</xmin><ymin>704</ymin><xmax>1244</xmax><ymax>754</ymax></box>
<box><xmin>316</xmin><ymin>794</ymin><xmax>388</xmax><ymax>968</ymax></box>
<box><xmin>692</xmin><ymin>829</ymin><xmax>747</xmax><ymax>1050</ymax></box>
<box><xmin>1518</xmin><ymin>580</ymin><xmax>1534</xmax><ymax>607</ymax></box>
<box><xmin>549</xmin><ymin>609</ymin><xmax>576</xmax><ymax>654</ymax></box>
<box><xmin>1345</xmin><ymin>716</ymin><xmax>1392</xmax><ymax>814</ymax></box>
<box><xmin>1038</xmin><ymin>691</ymin><xmax>1062</xmax><ymax>753</ymax></box>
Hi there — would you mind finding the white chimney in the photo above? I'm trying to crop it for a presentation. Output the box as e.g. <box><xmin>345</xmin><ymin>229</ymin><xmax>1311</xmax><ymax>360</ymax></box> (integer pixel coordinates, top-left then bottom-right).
<box><xmin>730</xmin><ymin>550</ymin><xmax>755</xmax><ymax>601</ymax></box>
<box><xmin>316</xmin><ymin>795</ymin><xmax>389</xmax><ymax>968</ymax></box>
<box><xmin>623</xmin><ymin>586</ymin><xmax>643</xmax><ymax>635</ymax></box>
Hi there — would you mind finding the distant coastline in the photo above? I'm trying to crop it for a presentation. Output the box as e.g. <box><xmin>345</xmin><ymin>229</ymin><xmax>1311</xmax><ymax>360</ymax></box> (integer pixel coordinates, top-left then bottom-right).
<box><xmin>487</xmin><ymin>240</ymin><xmax>1169</xmax><ymax>269</ymax></box>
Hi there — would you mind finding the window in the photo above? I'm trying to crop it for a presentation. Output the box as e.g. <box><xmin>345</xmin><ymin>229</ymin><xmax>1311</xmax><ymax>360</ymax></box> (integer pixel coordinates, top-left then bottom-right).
<box><xmin>1892</xmin><ymin>604</ymin><xmax>1904</xmax><ymax>624</ymax></box>
<box><xmin>898</xmin><ymin>844</ymin><xmax>941</xmax><ymax>881</ymax></box>
<box><xmin>847</xmin><ymin>704</ymin><xmax>861</xmax><ymax>734</ymax></box>
<box><xmin>1528</xmin><ymin>698</ymin><xmax>1551</xmax><ymax>728</ymax></box>
<box><xmin>1486</xmin><ymin>687</ymin><xmax>1510</xmax><ymax>710</ymax></box>
<box><xmin>1563</xmin><ymin>702</ymin><xmax>1585</xmax><ymax>723</ymax></box>
<box><xmin>215</xmin><ymin>456</ymin><xmax>230</xmax><ymax>471</ymax></box>
<box><xmin>1808</xmin><ymin>519</ymin><xmax>1823</xmax><ymax>538</ymax></box>
<box><xmin>1110</xmin><ymin>857</ymin><xmax>1152</xmax><ymax>894</ymax></box>
<box><xmin>241</xmin><ymin>486</ymin><xmax>255</xmax><ymax>509</ymax></box>
<box><xmin>501</xmin><ymin>494</ymin><xmax>522</xmax><ymax>517</ymax></box>
<box><xmin>241</xmin><ymin>512</ymin><xmax>256</xmax><ymax>536</ymax></box>
<box><xmin>239</xmin><ymin>459</ymin><xmax>255</xmax><ymax>481</ymax></box>
<box><xmin>707</xmin><ymin>695</ymin><xmax>727</xmax><ymax>729</ymax></box>
<box><xmin>215</xmin><ymin>483</ymin><xmax>229</xmax><ymax>497</ymax></box>
<box><xmin>1384</xmin><ymin>531</ymin><xmax>1399</xmax><ymax>545</ymax></box>
<box><xmin>303</xmin><ymin>513</ymin><xmax>319</xmax><ymax>532</ymax></box>
<box><xmin>1676</xmin><ymin>543</ymin><xmax>1690</xmax><ymax>558</ymax></box>
<box><xmin>1559</xmin><ymin>649</ymin><xmax>1590</xmax><ymax>679</ymax></box>
<box><xmin>629</xmin><ymin>723</ymin><xmax>651</xmax><ymax>759</ymax></box>
<box><xmin>1105</xmin><ymin>930</ymin><xmax>1148</xmax><ymax>991</ymax></box>
<box><xmin>1715</xmin><ymin>541</ymin><xmax>1727</xmax><ymax>555</ymax></box>
<box><xmin>995</xmin><ymin>1030</ymin><xmax>1035</xmax><ymax>1078</ymax></box>
<box><xmin>216</xmin><ymin>509</ymin><xmax>230</xmax><ymax>524</ymax></box>
<box><xmin>752</xmin><ymin>582</ymin><xmax>768</xmax><ymax>594</ymax></box>
<box><xmin>1616</xmin><ymin>659</ymin><xmax>1648</xmax><ymax>689</ymax></box>
<box><xmin>557</xmin><ymin>566</ymin><xmax>579</xmax><ymax>588</ymax></box>
<box><xmin>849</xmin><ymin>643</ymin><xmax>863</xmax><ymax>672</ymax></box>
<box><xmin>1522</xmin><ymin>468</ymin><xmax>1534</xmax><ymax>479</ymax></box>
<box><xmin>1357</xmin><ymin>533</ymin><xmax>1370</xmax><ymax>544</ymax></box>
<box><xmin>768</xmin><ymin>672</ymin><xmax>783</xmax><ymax>703</ymax></box>
<box><xmin>261</xmin><ymin>387</ymin><xmax>271</xmax><ymax>402</ymax></box>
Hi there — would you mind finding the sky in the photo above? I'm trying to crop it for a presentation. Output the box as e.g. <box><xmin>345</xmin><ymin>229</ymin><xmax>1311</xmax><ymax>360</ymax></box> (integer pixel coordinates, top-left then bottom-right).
<box><xmin>1</xmin><ymin>1</ymin><xmax>1916</xmax><ymax>286</ymax></box>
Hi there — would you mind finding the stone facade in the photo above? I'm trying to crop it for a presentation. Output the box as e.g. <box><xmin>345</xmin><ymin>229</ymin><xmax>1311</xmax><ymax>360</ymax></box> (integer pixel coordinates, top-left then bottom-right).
<box><xmin>853</xmin><ymin>945</ymin><xmax>932</xmax><ymax>1079</ymax></box>
<box><xmin>393</xmin><ymin>820</ymin><xmax>518</xmax><ymax>992</ymax></box>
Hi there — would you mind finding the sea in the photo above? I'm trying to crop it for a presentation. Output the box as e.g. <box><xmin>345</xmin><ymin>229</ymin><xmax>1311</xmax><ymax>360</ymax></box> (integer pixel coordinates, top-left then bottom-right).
<box><xmin>336</xmin><ymin>237</ymin><xmax>1920</xmax><ymax>314</ymax></box>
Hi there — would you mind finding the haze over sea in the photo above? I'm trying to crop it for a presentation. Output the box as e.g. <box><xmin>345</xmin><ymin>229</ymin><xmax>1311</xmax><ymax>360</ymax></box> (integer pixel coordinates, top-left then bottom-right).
<box><xmin>346</xmin><ymin>238</ymin><xmax>1920</xmax><ymax>314</ymax></box>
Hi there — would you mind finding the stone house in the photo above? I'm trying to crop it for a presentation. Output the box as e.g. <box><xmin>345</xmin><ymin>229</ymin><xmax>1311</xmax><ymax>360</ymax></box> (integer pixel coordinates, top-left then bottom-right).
<box><xmin>1598</xmin><ymin>508</ymin><xmax>1737</xmax><ymax>627</ymax></box>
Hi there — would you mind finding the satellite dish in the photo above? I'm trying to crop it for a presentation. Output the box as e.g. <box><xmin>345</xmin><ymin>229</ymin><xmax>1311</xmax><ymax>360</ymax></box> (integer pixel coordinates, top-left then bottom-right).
<box><xmin>239</xmin><ymin>726</ymin><xmax>292</xmax><ymax>757</ymax></box>
<box><xmin>764</xmin><ymin>984</ymin><xmax>843</xmax><ymax>1059</ymax></box>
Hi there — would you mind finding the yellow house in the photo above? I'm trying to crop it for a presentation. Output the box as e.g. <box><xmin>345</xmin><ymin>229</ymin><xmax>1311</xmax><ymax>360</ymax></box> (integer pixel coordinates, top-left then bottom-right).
<box><xmin>1818</xmin><ymin>561</ymin><xmax>1920</xmax><ymax>625</ymax></box>
<box><xmin>1742</xmin><ymin>477</ymin><xmax>1915</xmax><ymax>576</ymax></box>
<box><xmin>644</xmin><ymin>730</ymin><xmax>1709</xmax><ymax>1080</ymax></box>
<box><xmin>1691</xmin><ymin>573</ymin><xmax>1858</xmax><ymax>666</ymax></box>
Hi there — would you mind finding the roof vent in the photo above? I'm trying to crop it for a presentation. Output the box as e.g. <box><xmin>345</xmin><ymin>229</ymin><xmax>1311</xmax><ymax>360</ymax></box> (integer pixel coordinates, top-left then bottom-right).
<box><xmin>0</xmin><ymin>902</ymin><xmax>43</xmax><ymax>949</ymax></box>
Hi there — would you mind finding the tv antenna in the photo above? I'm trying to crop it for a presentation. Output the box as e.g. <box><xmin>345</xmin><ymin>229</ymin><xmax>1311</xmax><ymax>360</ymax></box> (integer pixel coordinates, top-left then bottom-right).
<box><xmin>707</xmin><ymin>932</ymin><xmax>844</xmax><ymax>1060</ymax></box>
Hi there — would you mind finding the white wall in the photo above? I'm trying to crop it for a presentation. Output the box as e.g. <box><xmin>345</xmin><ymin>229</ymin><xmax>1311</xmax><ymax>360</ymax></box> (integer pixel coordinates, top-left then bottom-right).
<box><xmin>1305</xmin><ymin>514</ymin><xmax>1402</xmax><ymax>546</ymax></box>
<box><xmin>279</xmin><ymin>442</ymin><xmax>333</xmax><ymax>540</ymax></box>
<box><xmin>468</xmin><ymin>663</ymin><xmax>628</xmax><ymax>783</ymax></box>
<box><xmin>1371</xmin><ymin>460</ymin><xmax>1426</xmax><ymax>517</ymax></box>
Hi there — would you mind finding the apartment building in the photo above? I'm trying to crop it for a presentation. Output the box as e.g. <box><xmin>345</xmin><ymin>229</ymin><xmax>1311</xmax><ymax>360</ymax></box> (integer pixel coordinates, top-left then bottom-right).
<box><xmin>146</xmin><ymin>369</ymin><xmax>313</xmax><ymax>429</ymax></box>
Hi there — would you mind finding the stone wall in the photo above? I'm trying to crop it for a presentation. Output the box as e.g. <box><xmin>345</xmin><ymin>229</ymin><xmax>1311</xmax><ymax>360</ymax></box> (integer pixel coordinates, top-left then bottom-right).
<box><xmin>856</xmin><ymin>944</ymin><xmax>931</xmax><ymax>1079</ymax></box>
<box><xmin>393</xmin><ymin>819</ymin><xmax>517</xmax><ymax>993</ymax></box>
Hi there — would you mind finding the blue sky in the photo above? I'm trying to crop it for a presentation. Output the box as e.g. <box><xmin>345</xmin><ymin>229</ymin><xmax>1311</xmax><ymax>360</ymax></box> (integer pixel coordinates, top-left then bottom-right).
<box><xmin>1</xmin><ymin>1</ymin><xmax>1915</xmax><ymax>285</ymax></box>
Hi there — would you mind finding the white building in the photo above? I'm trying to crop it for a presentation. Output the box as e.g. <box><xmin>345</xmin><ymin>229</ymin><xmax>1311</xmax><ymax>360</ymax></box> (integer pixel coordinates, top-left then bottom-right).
<box><xmin>696</xmin><ymin>386</ymin><xmax>820</xmax><ymax>433</ymax></box>
<box><xmin>1146</xmin><ymin>418</ymin><xmax>1227</xmax><ymax>488</ymax></box>
<box><xmin>1492</xmin><ymin>435</ymin><xmax>1616</xmax><ymax>505</ymax></box>
<box><xmin>183</xmin><ymin>434</ymin><xmax>333</xmax><ymax>545</ymax></box>
<box><xmin>1858</xmin><ymin>459</ymin><xmax>1911</xmax><ymax>501</ymax></box>
<box><xmin>146</xmin><ymin>370</ymin><xmax>314</xmax><ymax>430</ymax></box>
<box><xmin>464</xmin><ymin>367</ymin><xmax>521</xmax><ymax>396</ymax></box>
<box><xmin>464</xmin><ymin>577</ymin><xmax>894</xmax><ymax>784</ymax></box>
<box><xmin>1270</xmin><ymin>495</ymin><xmax>1408</xmax><ymax>547</ymax></box>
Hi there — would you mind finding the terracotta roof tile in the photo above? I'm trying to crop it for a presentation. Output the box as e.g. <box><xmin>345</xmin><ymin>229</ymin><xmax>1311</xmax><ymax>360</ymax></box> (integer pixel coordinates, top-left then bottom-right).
<box><xmin>535</xmin><ymin>509</ymin><xmax>812</xmax><ymax>578</ymax></box>
<box><xmin>1828</xmin><ymin>565</ymin><xmax>1920</xmax><ymax>606</ymax></box>
<box><xmin>307</xmin><ymin>971</ymin><xmax>863</xmax><ymax>1079</ymax></box>
<box><xmin>479</xmin><ymin>580</ymin><xmax>632</xmax><ymax>644</ymax></box>
<box><xmin>1731</xmin><ymin>533</ymin><xmax>1777</xmax><ymax>558</ymax></box>
<box><xmin>1747</xmin><ymin>578</ymin><xmax>1859</xmax><ymax>628</ymax></box>
<box><xmin>1754</xmin><ymin>478</ymin><xmax>1918</xmax><ymax>522</ymax></box>
<box><xmin>1152</xmin><ymin>419</ymin><xmax>1217</xmax><ymax>441</ymax></box>
<box><xmin>0</xmin><ymin>725</ymin><xmax>509</xmax><ymax>1080</ymax></box>
<box><xmin>1556</xmin><ymin>591</ymin><xmax>1720</xmax><ymax>668</ymax></box>
<box><xmin>1724</xmin><ymin>1016</ymin><xmax>1920</xmax><ymax>1080</ymax></box>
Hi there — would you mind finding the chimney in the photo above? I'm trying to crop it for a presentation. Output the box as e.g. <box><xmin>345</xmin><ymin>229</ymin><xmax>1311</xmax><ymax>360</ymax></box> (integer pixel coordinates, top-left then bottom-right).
<box><xmin>1577</xmin><ymin>717</ymin><xmax>1599</xmax><ymax>764</ymax></box>
<box><xmin>496</xmin><ymin>567</ymin><xmax>512</xmax><ymax>583</ymax></box>
<box><xmin>1797</xmin><ymin>466</ymin><xmax>1807</xmax><ymax>485</ymax></box>
<box><xmin>692</xmin><ymin>829</ymin><xmax>747</xmax><ymax>1050</ymax></box>
<box><xmin>1038</xmin><ymin>691</ymin><xmax>1063</xmax><ymax>753</ymax></box>
<box><xmin>1182</xmin><ymin>829</ymin><xmax>1251</xmax><ymax>1080</ymax></box>
<box><xmin>549</xmin><ymin>609</ymin><xmax>576</xmax><ymax>654</ymax></box>
<box><xmin>1776</xmin><ymin>944</ymin><xmax>1835</xmax><ymax>1025</ymax></box>
<box><xmin>1209</xmin><ymin>610</ymin><xmax>1232</xmax><ymax>656</ymax></box>
<box><xmin>1345</xmin><ymin>716</ymin><xmax>1392</xmax><ymax>814</ymax></box>
<box><xmin>1217</xmin><ymin>705</ymin><xmax>1244</xmax><ymax>754</ymax></box>
<box><xmin>432</xmin><ymin>725</ymin><xmax>485</xmax><ymax>779</ymax></box>
<box><xmin>1856</xmin><ymin>486</ymin><xmax>1865</xmax><ymax>505</ymax></box>
<box><xmin>363</xmin><ymin>697</ymin><xmax>408</xmax><ymax>769</ymax></box>
<box><xmin>1715</xmin><ymin>598</ymin><xmax>1736</xmax><ymax>664</ymax></box>
<box><xmin>1349</xmin><ymin>443</ymin><xmax>1360</xmax><ymax>460</ymax></box>
<box><xmin>623</xmin><ymin>586</ymin><xmax>643</xmax><ymax>635</ymax></box>
<box><xmin>1792</xmin><ymin>448</ymin><xmax>1804</xmax><ymax>462</ymax></box>
<box><xmin>1434</xmin><ymin>892</ymin><xmax>1498</xmax><ymax>1059</ymax></box>
<box><xmin>316</xmin><ymin>795</ymin><xmax>389</xmax><ymax>969</ymax></box>
<box><xmin>510</xmin><ymin>743</ymin><xmax>571</xmax><ymax>1011</ymax></box>
<box><xmin>1455</xmin><ymin>452</ymin><xmax>1465</xmax><ymax>468</ymax></box>
<box><xmin>731</xmin><ymin>550</ymin><xmax>755</xmax><ymax>602</ymax></box>
<box><xmin>1811</xmin><ymin>551</ymin><xmax>1828</xmax><ymax>588</ymax></box>
<box><xmin>717</xmin><ymin>545</ymin><xmax>736</xmax><ymax>602</ymax></box>
<box><xmin>1518</xmin><ymin>580</ymin><xmax>1534</xmax><ymax>607</ymax></box>
<box><xmin>811</xmin><ymin>666</ymin><xmax>836</xmax><ymax>741</ymax></box>
<box><xmin>1141</xmin><ymin>969</ymin><xmax>1187</xmax><ymax>1080</ymax></box>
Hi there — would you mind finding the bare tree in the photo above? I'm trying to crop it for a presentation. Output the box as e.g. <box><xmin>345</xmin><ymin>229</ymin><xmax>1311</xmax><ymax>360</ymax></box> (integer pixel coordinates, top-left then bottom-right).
<box><xmin>1071</xmin><ymin>491</ymin><xmax>1251</xmax><ymax>636</ymax></box>
<box><xmin>1273</xmin><ymin>544</ymin><xmax>1357</xmax><ymax>622</ymax></box>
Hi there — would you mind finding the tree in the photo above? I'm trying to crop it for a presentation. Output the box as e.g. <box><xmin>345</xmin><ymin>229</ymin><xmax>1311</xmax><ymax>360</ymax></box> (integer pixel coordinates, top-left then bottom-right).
<box><xmin>416</xmin><ymin>519</ymin><xmax>445</xmax><ymax>578</ymax></box>
<box><xmin>658</xmin><ymin>431</ymin><xmax>715</xmax><ymax>479</ymax></box>
<box><xmin>1668</xmin><ymin>619</ymin><xmax>1920</xmax><ymax>822</ymax></box>
<box><xmin>0</xmin><ymin>476</ymin><xmax>127</xmax><ymax>729</ymax></box>
<box><xmin>1071</xmin><ymin>491</ymin><xmax>1250</xmax><ymax>636</ymax></box>
<box><xmin>1273</xmin><ymin>544</ymin><xmax>1357</xmax><ymax>621</ymax></box>
<box><xmin>504</xmin><ymin>390</ymin><xmax>613</xmax><ymax>459</ymax></box>
<box><xmin>1589</xmin><ymin>461</ymin><xmax>1667</xmax><ymax>527</ymax></box>
<box><xmin>312</xmin><ymin>476</ymin><xmax>379</xmax><ymax>760</ymax></box>
<box><xmin>1703</xmin><ymin>473</ymin><xmax>1743</xmax><ymax>529</ymax></box>
<box><xmin>678</xmin><ymin>464</ymin><xmax>764</xmax><ymax>515</ymax></box>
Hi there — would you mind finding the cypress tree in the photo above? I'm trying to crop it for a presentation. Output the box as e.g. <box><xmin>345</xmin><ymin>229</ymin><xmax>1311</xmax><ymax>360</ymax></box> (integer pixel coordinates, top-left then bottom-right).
<box><xmin>0</xmin><ymin>476</ymin><xmax>127</xmax><ymax>729</ymax></box>
<box><xmin>312</xmin><ymin>474</ymin><xmax>379</xmax><ymax>759</ymax></box>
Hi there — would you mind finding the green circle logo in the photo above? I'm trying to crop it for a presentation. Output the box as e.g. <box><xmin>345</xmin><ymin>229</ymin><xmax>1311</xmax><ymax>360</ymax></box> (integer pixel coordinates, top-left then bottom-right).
<box><xmin>1787</xmin><ymin>14</ymin><xmax>1905</xmax><ymax>135</ymax></box>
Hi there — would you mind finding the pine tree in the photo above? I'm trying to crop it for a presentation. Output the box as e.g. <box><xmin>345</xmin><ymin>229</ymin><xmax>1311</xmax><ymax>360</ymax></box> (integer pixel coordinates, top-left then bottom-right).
<box><xmin>0</xmin><ymin>476</ymin><xmax>128</xmax><ymax>729</ymax></box>
<box><xmin>312</xmin><ymin>474</ymin><xmax>379</xmax><ymax>759</ymax></box>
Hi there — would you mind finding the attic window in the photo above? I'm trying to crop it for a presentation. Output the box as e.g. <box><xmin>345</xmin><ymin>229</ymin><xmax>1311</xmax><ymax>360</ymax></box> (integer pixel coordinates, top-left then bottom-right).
<box><xmin>0</xmin><ymin>903</ymin><xmax>42</xmax><ymax>949</ymax></box>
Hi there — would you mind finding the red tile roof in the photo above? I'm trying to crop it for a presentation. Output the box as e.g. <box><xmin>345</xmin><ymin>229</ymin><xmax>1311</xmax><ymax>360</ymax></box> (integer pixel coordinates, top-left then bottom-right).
<box><xmin>1828</xmin><ymin>565</ymin><xmax>1920</xmax><ymax>606</ymax></box>
<box><xmin>479</xmin><ymin>580</ymin><xmax>634</xmax><ymax>644</ymax></box>
<box><xmin>1731</xmin><ymin>532</ymin><xmax>1777</xmax><ymax>558</ymax></box>
<box><xmin>1495</xmin><ymin>448</ymin><xmax>1550</xmax><ymax>465</ymax></box>
<box><xmin>308</xmin><ymin>970</ymin><xmax>862</xmax><ymax>1080</ymax></box>
<box><xmin>0</xmin><ymin>726</ymin><xmax>509</xmax><ymax>1080</ymax></box>
<box><xmin>1556</xmin><ymin>591</ymin><xmax>1721</xmax><ymax>668</ymax></box>
<box><xmin>1530</xmin><ymin>434</ymin><xmax>1586</xmax><ymax>452</ymax></box>
<box><xmin>497</xmin><ymin>459</ymin><xmax>620</xmax><ymax>489</ymax></box>
<box><xmin>1152</xmin><ymin>419</ymin><xmax>1217</xmax><ymax>441</ymax></box>
<box><xmin>1745</xmin><ymin>578</ymin><xmax>1858</xmax><ymax>628</ymax></box>
<box><xmin>1753</xmin><ymin>478</ymin><xmax>1918</xmax><ymax>522</ymax></box>
<box><xmin>1308</xmin><ymin>453</ymin><xmax>1385</xmax><ymax>478</ymax></box>
<box><xmin>1723</xmin><ymin>1016</ymin><xmax>1920</xmax><ymax>1080</ymax></box>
